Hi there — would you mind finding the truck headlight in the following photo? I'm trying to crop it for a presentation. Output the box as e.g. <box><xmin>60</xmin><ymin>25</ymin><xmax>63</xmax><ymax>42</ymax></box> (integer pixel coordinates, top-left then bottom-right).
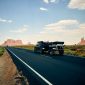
<box><xmin>42</xmin><ymin>48</ymin><xmax>45</xmax><ymax>49</ymax></box>
<box><xmin>53</xmin><ymin>48</ymin><xmax>56</xmax><ymax>49</ymax></box>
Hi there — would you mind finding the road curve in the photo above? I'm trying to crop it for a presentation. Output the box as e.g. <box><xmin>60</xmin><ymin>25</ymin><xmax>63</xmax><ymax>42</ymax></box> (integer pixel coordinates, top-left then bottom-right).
<box><xmin>6</xmin><ymin>47</ymin><xmax>85</xmax><ymax>85</ymax></box>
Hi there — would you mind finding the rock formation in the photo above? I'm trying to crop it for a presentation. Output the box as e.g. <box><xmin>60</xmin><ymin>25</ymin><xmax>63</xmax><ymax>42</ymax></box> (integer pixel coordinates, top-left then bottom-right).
<box><xmin>2</xmin><ymin>39</ymin><xmax>23</xmax><ymax>46</ymax></box>
<box><xmin>78</xmin><ymin>37</ymin><xmax>85</xmax><ymax>45</ymax></box>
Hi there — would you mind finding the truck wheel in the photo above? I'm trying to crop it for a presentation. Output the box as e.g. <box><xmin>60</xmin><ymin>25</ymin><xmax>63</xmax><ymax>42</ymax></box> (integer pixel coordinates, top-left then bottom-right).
<box><xmin>59</xmin><ymin>50</ymin><xmax>64</xmax><ymax>55</ymax></box>
<box><xmin>49</xmin><ymin>51</ymin><xmax>54</xmax><ymax>55</ymax></box>
<box><xmin>40</xmin><ymin>49</ymin><xmax>44</xmax><ymax>54</ymax></box>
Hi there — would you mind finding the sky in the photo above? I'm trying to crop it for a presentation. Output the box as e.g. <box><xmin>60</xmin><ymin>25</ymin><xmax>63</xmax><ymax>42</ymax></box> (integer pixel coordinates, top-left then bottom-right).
<box><xmin>0</xmin><ymin>0</ymin><xmax>85</xmax><ymax>45</ymax></box>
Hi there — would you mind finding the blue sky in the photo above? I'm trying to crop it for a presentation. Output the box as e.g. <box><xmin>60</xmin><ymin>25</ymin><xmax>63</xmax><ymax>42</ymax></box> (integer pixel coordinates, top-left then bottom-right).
<box><xmin>0</xmin><ymin>0</ymin><xmax>85</xmax><ymax>45</ymax></box>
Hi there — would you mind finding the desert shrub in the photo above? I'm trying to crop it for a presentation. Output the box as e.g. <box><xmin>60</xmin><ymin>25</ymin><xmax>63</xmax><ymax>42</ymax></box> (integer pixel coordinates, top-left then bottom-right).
<box><xmin>15</xmin><ymin>45</ymin><xmax>35</xmax><ymax>50</ymax></box>
<box><xmin>0</xmin><ymin>47</ymin><xmax>4</xmax><ymax>56</ymax></box>
<box><xmin>64</xmin><ymin>49</ymin><xmax>76</xmax><ymax>55</ymax></box>
<box><xmin>64</xmin><ymin>45</ymin><xmax>85</xmax><ymax>57</ymax></box>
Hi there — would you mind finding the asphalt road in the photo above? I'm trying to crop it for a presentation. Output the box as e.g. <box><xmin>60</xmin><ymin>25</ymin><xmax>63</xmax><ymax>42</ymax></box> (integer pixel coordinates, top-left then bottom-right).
<box><xmin>6</xmin><ymin>47</ymin><xmax>85</xmax><ymax>85</ymax></box>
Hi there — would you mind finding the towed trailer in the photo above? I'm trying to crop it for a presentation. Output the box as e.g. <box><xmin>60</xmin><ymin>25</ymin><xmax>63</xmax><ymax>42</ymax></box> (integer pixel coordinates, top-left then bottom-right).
<box><xmin>34</xmin><ymin>41</ymin><xmax>64</xmax><ymax>55</ymax></box>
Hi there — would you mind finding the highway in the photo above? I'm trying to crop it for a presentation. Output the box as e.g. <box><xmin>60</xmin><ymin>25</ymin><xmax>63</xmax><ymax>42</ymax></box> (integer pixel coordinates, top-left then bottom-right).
<box><xmin>6</xmin><ymin>47</ymin><xmax>85</xmax><ymax>85</ymax></box>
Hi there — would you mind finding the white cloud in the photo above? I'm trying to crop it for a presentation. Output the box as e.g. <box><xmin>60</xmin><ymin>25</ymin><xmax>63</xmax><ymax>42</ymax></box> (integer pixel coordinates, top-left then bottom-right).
<box><xmin>39</xmin><ymin>19</ymin><xmax>85</xmax><ymax>45</ymax></box>
<box><xmin>45</xmin><ymin>20</ymin><xmax>79</xmax><ymax>30</ymax></box>
<box><xmin>40</xmin><ymin>7</ymin><xmax>48</xmax><ymax>11</ymax></box>
<box><xmin>10</xmin><ymin>28</ymin><xmax>27</xmax><ymax>33</ymax></box>
<box><xmin>8</xmin><ymin>20</ymin><xmax>13</xmax><ymax>23</ymax></box>
<box><xmin>23</xmin><ymin>25</ymin><xmax>29</xmax><ymax>27</ymax></box>
<box><xmin>50</xmin><ymin>0</ymin><xmax>56</xmax><ymax>3</ymax></box>
<box><xmin>10</xmin><ymin>25</ymin><xmax>28</xmax><ymax>33</ymax></box>
<box><xmin>79</xmin><ymin>23</ymin><xmax>85</xmax><ymax>34</ymax></box>
<box><xmin>0</xmin><ymin>18</ymin><xmax>13</xmax><ymax>23</ymax></box>
<box><xmin>43</xmin><ymin>0</ymin><xmax>56</xmax><ymax>4</ymax></box>
<box><xmin>43</xmin><ymin>0</ymin><xmax>49</xmax><ymax>3</ymax></box>
<box><xmin>68</xmin><ymin>0</ymin><xmax>85</xmax><ymax>10</ymax></box>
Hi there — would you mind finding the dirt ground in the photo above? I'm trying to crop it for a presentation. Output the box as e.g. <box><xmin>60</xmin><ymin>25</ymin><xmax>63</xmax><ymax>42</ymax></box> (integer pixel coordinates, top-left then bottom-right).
<box><xmin>0</xmin><ymin>50</ymin><xmax>29</xmax><ymax>85</ymax></box>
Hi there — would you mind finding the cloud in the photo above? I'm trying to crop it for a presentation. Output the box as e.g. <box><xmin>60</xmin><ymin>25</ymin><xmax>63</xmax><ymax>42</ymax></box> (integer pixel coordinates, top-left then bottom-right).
<box><xmin>43</xmin><ymin>0</ymin><xmax>49</xmax><ymax>3</ymax></box>
<box><xmin>68</xmin><ymin>0</ymin><xmax>85</xmax><ymax>10</ymax></box>
<box><xmin>39</xmin><ymin>19</ymin><xmax>85</xmax><ymax>44</ymax></box>
<box><xmin>10</xmin><ymin>28</ymin><xmax>27</xmax><ymax>33</ymax></box>
<box><xmin>10</xmin><ymin>25</ymin><xmax>28</xmax><ymax>33</ymax></box>
<box><xmin>23</xmin><ymin>25</ymin><xmax>29</xmax><ymax>27</ymax></box>
<box><xmin>45</xmin><ymin>20</ymin><xmax>79</xmax><ymax>30</ymax></box>
<box><xmin>8</xmin><ymin>20</ymin><xmax>13</xmax><ymax>23</ymax></box>
<box><xmin>50</xmin><ymin>0</ymin><xmax>56</xmax><ymax>3</ymax></box>
<box><xmin>43</xmin><ymin>0</ymin><xmax>56</xmax><ymax>4</ymax></box>
<box><xmin>40</xmin><ymin>7</ymin><xmax>48</xmax><ymax>11</ymax></box>
<box><xmin>0</xmin><ymin>18</ymin><xmax>13</xmax><ymax>23</ymax></box>
<box><xmin>79</xmin><ymin>23</ymin><xmax>85</xmax><ymax>34</ymax></box>
<box><xmin>43</xmin><ymin>0</ymin><xmax>85</xmax><ymax>10</ymax></box>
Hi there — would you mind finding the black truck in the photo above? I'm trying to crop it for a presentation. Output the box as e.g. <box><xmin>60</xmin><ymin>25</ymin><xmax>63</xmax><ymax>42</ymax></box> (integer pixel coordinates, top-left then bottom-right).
<box><xmin>34</xmin><ymin>41</ymin><xmax>64</xmax><ymax>55</ymax></box>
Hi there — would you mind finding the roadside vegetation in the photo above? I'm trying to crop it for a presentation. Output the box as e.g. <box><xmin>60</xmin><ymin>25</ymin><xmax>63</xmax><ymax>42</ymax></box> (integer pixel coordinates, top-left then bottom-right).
<box><xmin>64</xmin><ymin>45</ymin><xmax>85</xmax><ymax>57</ymax></box>
<box><xmin>15</xmin><ymin>45</ymin><xmax>85</xmax><ymax>57</ymax></box>
<box><xmin>15</xmin><ymin>44</ymin><xmax>34</xmax><ymax>50</ymax></box>
<box><xmin>0</xmin><ymin>47</ymin><xmax>4</xmax><ymax>56</ymax></box>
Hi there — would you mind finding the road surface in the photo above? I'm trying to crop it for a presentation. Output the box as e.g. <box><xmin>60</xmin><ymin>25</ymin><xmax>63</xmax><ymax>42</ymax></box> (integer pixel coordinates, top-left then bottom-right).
<box><xmin>6</xmin><ymin>47</ymin><xmax>85</xmax><ymax>85</ymax></box>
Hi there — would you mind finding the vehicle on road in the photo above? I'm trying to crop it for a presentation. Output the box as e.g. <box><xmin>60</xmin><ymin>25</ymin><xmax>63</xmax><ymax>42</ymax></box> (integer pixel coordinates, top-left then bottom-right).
<box><xmin>34</xmin><ymin>41</ymin><xmax>64</xmax><ymax>55</ymax></box>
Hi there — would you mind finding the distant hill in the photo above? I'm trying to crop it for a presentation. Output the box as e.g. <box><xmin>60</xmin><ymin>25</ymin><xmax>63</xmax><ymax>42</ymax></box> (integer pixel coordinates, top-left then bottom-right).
<box><xmin>2</xmin><ymin>39</ymin><xmax>23</xmax><ymax>46</ymax></box>
<box><xmin>78</xmin><ymin>37</ymin><xmax>85</xmax><ymax>45</ymax></box>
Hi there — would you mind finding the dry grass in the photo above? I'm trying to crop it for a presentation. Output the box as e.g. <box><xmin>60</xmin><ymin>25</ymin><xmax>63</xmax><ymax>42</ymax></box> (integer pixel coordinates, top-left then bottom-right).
<box><xmin>15</xmin><ymin>45</ymin><xmax>35</xmax><ymax>50</ymax></box>
<box><xmin>0</xmin><ymin>47</ymin><xmax>4</xmax><ymax>56</ymax></box>
<box><xmin>64</xmin><ymin>45</ymin><xmax>85</xmax><ymax>57</ymax></box>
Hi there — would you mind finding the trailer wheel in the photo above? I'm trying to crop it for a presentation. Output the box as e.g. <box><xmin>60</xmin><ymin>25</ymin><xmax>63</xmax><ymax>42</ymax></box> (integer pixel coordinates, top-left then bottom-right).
<box><xmin>40</xmin><ymin>49</ymin><xmax>44</xmax><ymax>54</ymax></box>
<box><xmin>49</xmin><ymin>50</ymin><xmax>54</xmax><ymax>55</ymax></box>
<box><xmin>59</xmin><ymin>50</ymin><xmax>64</xmax><ymax>55</ymax></box>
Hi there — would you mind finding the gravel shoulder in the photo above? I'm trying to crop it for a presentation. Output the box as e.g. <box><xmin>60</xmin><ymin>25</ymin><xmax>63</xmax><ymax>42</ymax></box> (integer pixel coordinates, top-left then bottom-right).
<box><xmin>0</xmin><ymin>50</ymin><xmax>18</xmax><ymax>85</ymax></box>
<box><xmin>0</xmin><ymin>50</ymin><xmax>29</xmax><ymax>85</ymax></box>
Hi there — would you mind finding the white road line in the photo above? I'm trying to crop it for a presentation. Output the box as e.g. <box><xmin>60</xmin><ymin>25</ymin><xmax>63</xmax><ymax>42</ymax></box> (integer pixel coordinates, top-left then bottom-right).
<box><xmin>7</xmin><ymin>48</ymin><xmax>53</xmax><ymax>85</ymax></box>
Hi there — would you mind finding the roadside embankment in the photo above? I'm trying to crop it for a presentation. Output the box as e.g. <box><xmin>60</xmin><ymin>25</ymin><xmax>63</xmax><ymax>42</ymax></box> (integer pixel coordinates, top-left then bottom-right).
<box><xmin>0</xmin><ymin>50</ymin><xmax>29</xmax><ymax>85</ymax></box>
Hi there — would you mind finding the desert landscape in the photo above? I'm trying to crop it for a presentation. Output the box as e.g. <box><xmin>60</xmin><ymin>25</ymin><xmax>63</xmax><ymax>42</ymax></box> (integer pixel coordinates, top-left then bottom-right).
<box><xmin>0</xmin><ymin>37</ymin><xmax>85</xmax><ymax>85</ymax></box>
<box><xmin>0</xmin><ymin>0</ymin><xmax>85</xmax><ymax>85</ymax></box>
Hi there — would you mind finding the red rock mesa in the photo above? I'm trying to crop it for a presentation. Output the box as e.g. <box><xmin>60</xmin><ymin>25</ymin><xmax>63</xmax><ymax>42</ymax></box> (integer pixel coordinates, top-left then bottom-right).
<box><xmin>2</xmin><ymin>39</ymin><xmax>23</xmax><ymax>46</ymax></box>
<box><xmin>78</xmin><ymin>37</ymin><xmax>85</xmax><ymax>45</ymax></box>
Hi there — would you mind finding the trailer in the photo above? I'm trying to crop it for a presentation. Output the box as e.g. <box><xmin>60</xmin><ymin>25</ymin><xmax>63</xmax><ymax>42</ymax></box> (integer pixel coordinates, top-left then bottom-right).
<box><xmin>34</xmin><ymin>41</ymin><xmax>64</xmax><ymax>55</ymax></box>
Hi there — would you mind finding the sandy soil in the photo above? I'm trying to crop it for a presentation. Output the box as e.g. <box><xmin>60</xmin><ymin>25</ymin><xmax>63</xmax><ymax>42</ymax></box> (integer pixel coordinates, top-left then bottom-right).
<box><xmin>0</xmin><ymin>50</ymin><xmax>29</xmax><ymax>85</ymax></box>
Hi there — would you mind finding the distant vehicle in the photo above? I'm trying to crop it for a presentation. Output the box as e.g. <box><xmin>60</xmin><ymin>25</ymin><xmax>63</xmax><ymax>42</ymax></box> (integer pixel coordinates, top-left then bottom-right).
<box><xmin>34</xmin><ymin>41</ymin><xmax>64</xmax><ymax>55</ymax></box>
